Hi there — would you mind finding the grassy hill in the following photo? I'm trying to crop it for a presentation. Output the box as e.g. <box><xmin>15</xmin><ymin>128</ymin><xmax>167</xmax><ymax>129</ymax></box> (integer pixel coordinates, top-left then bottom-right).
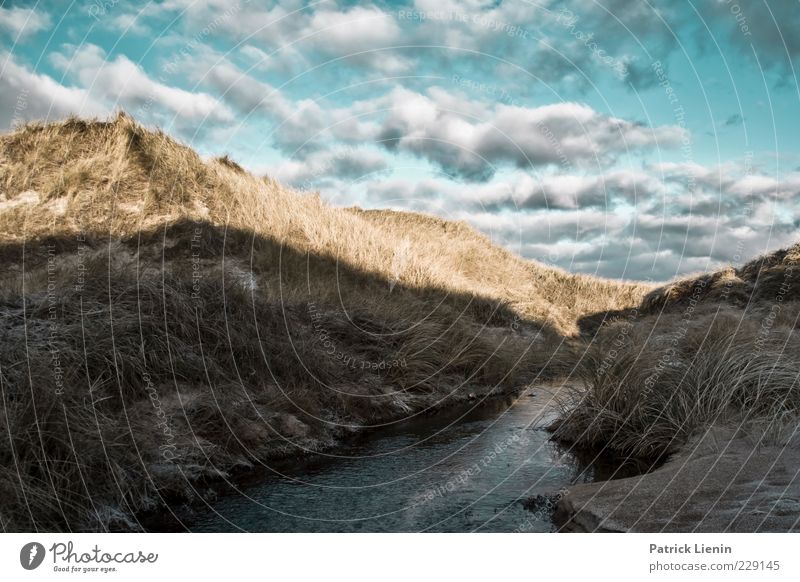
<box><xmin>0</xmin><ymin>113</ymin><xmax>648</xmax><ymax>531</ymax></box>
<box><xmin>553</xmin><ymin>244</ymin><xmax>800</xmax><ymax>458</ymax></box>
<box><xmin>3</xmin><ymin>113</ymin><xmax>798</xmax><ymax>532</ymax></box>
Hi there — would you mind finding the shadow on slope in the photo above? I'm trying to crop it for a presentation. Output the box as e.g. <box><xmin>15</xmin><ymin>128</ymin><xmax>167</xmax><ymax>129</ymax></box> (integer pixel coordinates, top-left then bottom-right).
<box><xmin>0</xmin><ymin>219</ymin><xmax>571</xmax><ymax>532</ymax></box>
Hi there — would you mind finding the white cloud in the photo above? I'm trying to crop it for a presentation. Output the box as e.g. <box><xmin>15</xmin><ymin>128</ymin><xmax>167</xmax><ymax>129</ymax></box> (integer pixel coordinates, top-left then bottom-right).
<box><xmin>197</xmin><ymin>57</ymin><xmax>294</xmax><ymax>119</ymax></box>
<box><xmin>273</xmin><ymin>148</ymin><xmax>389</xmax><ymax>189</ymax></box>
<box><xmin>0</xmin><ymin>53</ymin><xmax>102</xmax><ymax>129</ymax></box>
<box><xmin>345</xmin><ymin>161</ymin><xmax>800</xmax><ymax>281</ymax></box>
<box><xmin>0</xmin><ymin>6</ymin><xmax>50</xmax><ymax>39</ymax></box>
<box><xmin>51</xmin><ymin>44</ymin><xmax>234</xmax><ymax>124</ymax></box>
<box><xmin>108</xmin><ymin>13</ymin><xmax>151</xmax><ymax>36</ymax></box>
<box><xmin>211</xmin><ymin>82</ymin><xmax>684</xmax><ymax>179</ymax></box>
<box><xmin>151</xmin><ymin>2</ymin><xmax>409</xmax><ymax>74</ymax></box>
<box><xmin>508</xmin><ymin>170</ymin><xmax>666</xmax><ymax>210</ymax></box>
<box><xmin>0</xmin><ymin>46</ymin><xmax>235</xmax><ymax>131</ymax></box>
<box><xmin>303</xmin><ymin>6</ymin><xmax>410</xmax><ymax>73</ymax></box>
<box><xmin>238</xmin><ymin>44</ymin><xmax>308</xmax><ymax>75</ymax></box>
<box><xmin>306</xmin><ymin>6</ymin><xmax>401</xmax><ymax>55</ymax></box>
<box><xmin>372</xmin><ymin>87</ymin><xmax>687</xmax><ymax>180</ymax></box>
<box><xmin>653</xmin><ymin>161</ymin><xmax>800</xmax><ymax>202</ymax></box>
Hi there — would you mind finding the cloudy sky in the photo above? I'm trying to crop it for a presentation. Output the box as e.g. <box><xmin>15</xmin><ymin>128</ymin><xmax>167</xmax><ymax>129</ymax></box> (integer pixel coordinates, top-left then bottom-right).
<box><xmin>2</xmin><ymin>0</ymin><xmax>799</xmax><ymax>281</ymax></box>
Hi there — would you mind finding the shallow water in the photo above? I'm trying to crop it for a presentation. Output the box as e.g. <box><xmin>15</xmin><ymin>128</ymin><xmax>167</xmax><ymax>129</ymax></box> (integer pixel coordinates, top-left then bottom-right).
<box><xmin>160</xmin><ymin>388</ymin><xmax>621</xmax><ymax>532</ymax></box>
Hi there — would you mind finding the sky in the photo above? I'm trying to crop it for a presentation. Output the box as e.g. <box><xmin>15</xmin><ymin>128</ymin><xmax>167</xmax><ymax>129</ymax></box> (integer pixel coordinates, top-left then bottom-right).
<box><xmin>1</xmin><ymin>0</ymin><xmax>799</xmax><ymax>281</ymax></box>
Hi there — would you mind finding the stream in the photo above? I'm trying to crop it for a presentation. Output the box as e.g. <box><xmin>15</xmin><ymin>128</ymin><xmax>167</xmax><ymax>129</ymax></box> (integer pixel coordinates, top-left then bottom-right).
<box><xmin>153</xmin><ymin>386</ymin><xmax>636</xmax><ymax>532</ymax></box>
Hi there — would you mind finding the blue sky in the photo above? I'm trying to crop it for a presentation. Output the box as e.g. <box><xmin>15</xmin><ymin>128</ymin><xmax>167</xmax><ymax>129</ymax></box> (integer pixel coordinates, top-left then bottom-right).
<box><xmin>2</xmin><ymin>0</ymin><xmax>799</xmax><ymax>281</ymax></box>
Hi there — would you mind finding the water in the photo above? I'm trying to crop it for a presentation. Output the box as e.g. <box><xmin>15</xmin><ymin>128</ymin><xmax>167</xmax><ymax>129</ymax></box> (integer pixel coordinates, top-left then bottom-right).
<box><xmin>155</xmin><ymin>387</ymin><xmax>623</xmax><ymax>532</ymax></box>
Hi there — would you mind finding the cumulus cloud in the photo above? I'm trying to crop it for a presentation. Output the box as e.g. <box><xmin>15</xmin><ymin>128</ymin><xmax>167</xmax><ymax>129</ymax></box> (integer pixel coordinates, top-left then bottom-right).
<box><xmin>0</xmin><ymin>6</ymin><xmax>50</xmax><ymax>39</ymax></box>
<box><xmin>144</xmin><ymin>0</ymin><xmax>638</xmax><ymax>84</ymax></box>
<box><xmin>190</xmin><ymin>57</ymin><xmax>685</xmax><ymax>177</ymax></box>
<box><xmin>273</xmin><ymin>148</ymin><xmax>389</xmax><ymax>189</ymax></box>
<box><xmin>238</xmin><ymin>44</ymin><xmax>309</xmax><ymax>75</ymax></box>
<box><xmin>504</xmin><ymin>170</ymin><xmax>666</xmax><ymax>210</ymax></box>
<box><xmin>373</xmin><ymin>87</ymin><xmax>686</xmax><ymax>180</ymax></box>
<box><xmin>303</xmin><ymin>6</ymin><xmax>410</xmax><ymax>73</ymax></box>
<box><xmin>50</xmin><ymin>44</ymin><xmax>234</xmax><ymax>124</ymax></box>
<box><xmin>0</xmin><ymin>45</ymin><xmax>235</xmax><ymax>131</ymax></box>
<box><xmin>197</xmin><ymin>57</ymin><xmax>294</xmax><ymax>119</ymax></box>
<box><xmin>363</xmin><ymin>169</ymin><xmax>666</xmax><ymax>211</ymax></box>
<box><xmin>555</xmin><ymin>0</ymin><xmax>682</xmax><ymax>89</ymax></box>
<box><xmin>348</xmin><ymin>163</ymin><xmax>800</xmax><ymax>281</ymax></box>
<box><xmin>0</xmin><ymin>53</ymin><xmax>102</xmax><ymax>129</ymax></box>
<box><xmin>107</xmin><ymin>13</ymin><xmax>151</xmax><ymax>36</ymax></box>
<box><xmin>189</xmin><ymin>55</ymin><xmax>337</xmax><ymax>153</ymax></box>
<box><xmin>4</xmin><ymin>0</ymin><xmax>794</xmax><ymax>283</ymax></box>
<box><xmin>549</xmin><ymin>0</ymin><xmax>800</xmax><ymax>88</ymax></box>
<box><xmin>189</xmin><ymin>65</ymin><xmax>684</xmax><ymax>178</ymax></box>
<box><xmin>106</xmin><ymin>0</ymin><xmax>798</xmax><ymax>97</ymax></box>
<box><xmin>653</xmin><ymin>162</ymin><xmax>800</xmax><ymax>202</ymax></box>
<box><xmin>150</xmin><ymin>2</ymin><xmax>409</xmax><ymax>74</ymax></box>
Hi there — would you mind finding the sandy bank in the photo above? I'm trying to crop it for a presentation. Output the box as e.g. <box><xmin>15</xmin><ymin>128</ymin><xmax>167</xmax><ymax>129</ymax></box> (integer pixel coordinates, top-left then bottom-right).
<box><xmin>555</xmin><ymin>426</ymin><xmax>800</xmax><ymax>532</ymax></box>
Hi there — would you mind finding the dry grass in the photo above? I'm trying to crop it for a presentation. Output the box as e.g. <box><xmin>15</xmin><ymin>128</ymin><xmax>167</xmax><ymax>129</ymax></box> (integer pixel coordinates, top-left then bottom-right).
<box><xmin>641</xmin><ymin>244</ymin><xmax>800</xmax><ymax>313</ymax></box>
<box><xmin>552</xmin><ymin>245</ymin><xmax>800</xmax><ymax>458</ymax></box>
<box><xmin>0</xmin><ymin>112</ymin><xmax>649</xmax><ymax>332</ymax></box>
<box><xmin>0</xmin><ymin>113</ymin><xmax>649</xmax><ymax>531</ymax></box>
<box><xmin>351</xmin><ymin>208</ymin><xmax>652</xmax><ymax>334</ymax></box>
<box><xmin>5</xmin><ymin>113</ymin><xmax>798</xmax><ymax>531</ymax></box>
